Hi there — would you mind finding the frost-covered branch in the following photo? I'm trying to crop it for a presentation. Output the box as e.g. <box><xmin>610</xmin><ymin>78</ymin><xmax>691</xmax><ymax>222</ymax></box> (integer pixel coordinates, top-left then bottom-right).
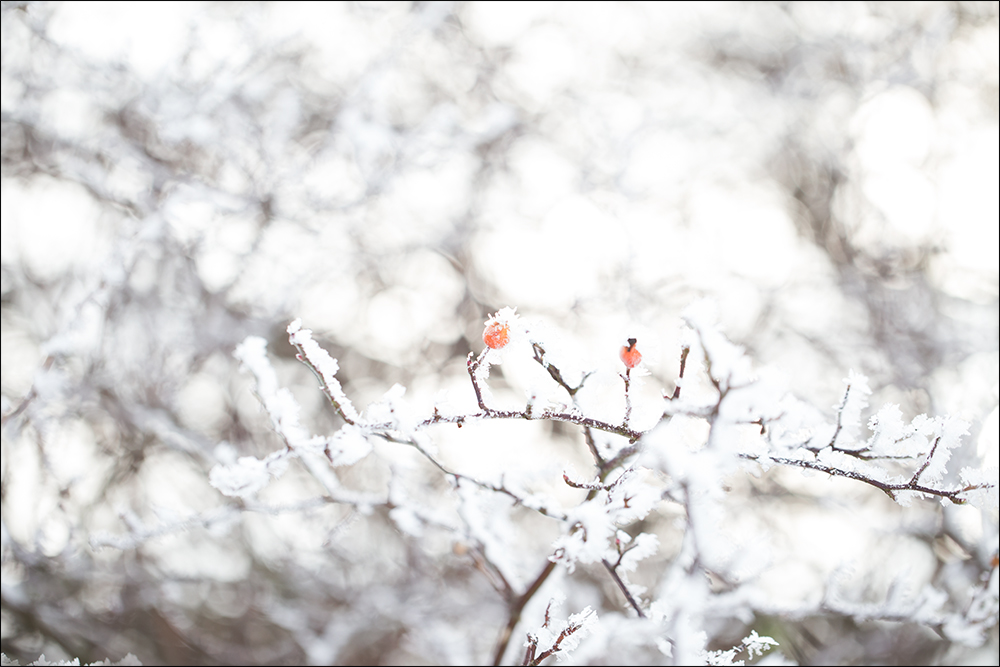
<box><xmin>287</xmin><ymin>319</ymin><xmax>360</xmax><ymax>425</ymax></box>
<box><xmin>520</xmin><ymin>603</ymin><xmax>597</xmax><ymax>666</ymax></box>
<box><xmin>466</xmin><ymin>351</ymin><xmax>644</xmax><ymax>442</ymax></box>
<box><xmin>675</xmin><ymin>305</ymin><xmax>998</xmax><ymax>511</ymax></box>
<box><xmin>395</xmin><ymin>434</ymin><xmax>568</xmax><ymax>521</ymax></box>
<box><xmin>739</xmin><ymin>450</ymin><xmax>994</xmax><ymax>505</ymax></box>
<box><xmin>531</xmin><ymin>342</ymin><xmax>592</xmax><ymax>398</ymax></box>
<box><xmin>491</xmin><ymin>560</ymin><xmax>560</xmax><ymax>666</ymax></box>
<box><xmin>702</xmin><ymin>630</ymin><xmax>779</xmax><ymax>666</ymax></box>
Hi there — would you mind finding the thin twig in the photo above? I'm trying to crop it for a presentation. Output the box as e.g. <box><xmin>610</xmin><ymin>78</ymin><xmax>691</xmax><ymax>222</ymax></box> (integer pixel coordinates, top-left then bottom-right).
<box><xmin>671</xmin><ymin>345</ymin><xmax>689</xmax><ymax>400</ymax></box>
<box><xmin>602</xmin><ymin>558</ymin><xmax>646</xmax><ymax>618</ymax></box>
<box><xmin>493</xmin><ymin>559</ymin><xmax>559</xmax><ymax>666</ymax></box>
<box><xmin>622</xmin><ymin>368</ymin><xmax>633</xmax><ymax>429</ymax></box>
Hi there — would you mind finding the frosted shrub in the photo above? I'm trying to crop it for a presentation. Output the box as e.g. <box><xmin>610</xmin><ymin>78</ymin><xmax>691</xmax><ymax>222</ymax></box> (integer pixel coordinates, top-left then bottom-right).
<box><xmin>199</xmin><ymin>304</ymin><xmax>998</xmax><ymax>665</ymax></box>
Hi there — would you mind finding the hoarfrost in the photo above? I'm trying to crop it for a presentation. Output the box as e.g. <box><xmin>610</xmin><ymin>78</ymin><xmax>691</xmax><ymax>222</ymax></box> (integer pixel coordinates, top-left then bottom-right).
<box><xmin>837</xmin><ymin>370</ymin><xmax>872</xmax><ymax>445</ymax></box>
<box><xmin>287</xmin><ymin>319</ymin><xmax>359</xmax><ymax>423</ymax></box>
<box><xmin>209</xmin><ymin>451</ymin><xmax>288</xmax><ymax>498</ymax></box>
<box><xmin>326</xmin><ymin>424</ymin><xmax>373</xmax><ymax>467</ymax></box>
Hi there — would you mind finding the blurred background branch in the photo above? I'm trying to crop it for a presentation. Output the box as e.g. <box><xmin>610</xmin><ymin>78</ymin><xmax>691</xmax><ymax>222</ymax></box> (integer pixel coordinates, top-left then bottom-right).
<box><xmin>2</xmin><ymin>2</ymin><xmax>997</xmax><ymax>665</ymax></box>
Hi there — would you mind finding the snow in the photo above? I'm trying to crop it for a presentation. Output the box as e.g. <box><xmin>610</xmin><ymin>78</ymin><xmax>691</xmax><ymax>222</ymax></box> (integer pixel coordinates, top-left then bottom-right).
<box><xmin>560</xmin><ymin>606</ymin><xmax>598</xmax><ymax>653</ymax></box>
<box><xmin>960</xmin><ymin>466</ymin><xmax>1000</xmax><ymax>512</ymax></box>
<box><xmin>287</xmin><ymin>319</ymin><xmax>360</xmax><ymax>423</ymax></box>
<box><xmin>209</xmin><ymin>451</ymin><xmax>289</xmax><ymax>499</ymax></box>
<box><xmin>325</xmin><ymin>424</ymin><xmax>373</xmax><ymax>467</ymax></box>
<box><xmin>619</xmin><ymin>532</ymin><xmax>659</xmax><ymax>573</ymax></box>
<box><xmin>366</xmin><ymin>383</ymin><xmax>416</xmax><ymax>435</ymax></box>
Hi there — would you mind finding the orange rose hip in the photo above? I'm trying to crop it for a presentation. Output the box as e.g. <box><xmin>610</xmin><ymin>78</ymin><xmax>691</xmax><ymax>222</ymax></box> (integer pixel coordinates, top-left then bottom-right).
<box><xmin>620</xmin><ymin>338</ymin><xmax>641</xmax><ymax>369</ymax></box>
<box><xmin>483</xmin><ymin>319</ymin><xmax>511</xmax><ymax>349</ymax></box>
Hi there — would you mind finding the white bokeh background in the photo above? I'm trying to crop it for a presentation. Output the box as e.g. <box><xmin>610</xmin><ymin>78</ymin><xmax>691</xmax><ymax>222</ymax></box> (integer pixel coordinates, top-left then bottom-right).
<box><xmin>2</xmin><ymin>2</ymin><xmax>997</xmax><ymax>666</ymax></box>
